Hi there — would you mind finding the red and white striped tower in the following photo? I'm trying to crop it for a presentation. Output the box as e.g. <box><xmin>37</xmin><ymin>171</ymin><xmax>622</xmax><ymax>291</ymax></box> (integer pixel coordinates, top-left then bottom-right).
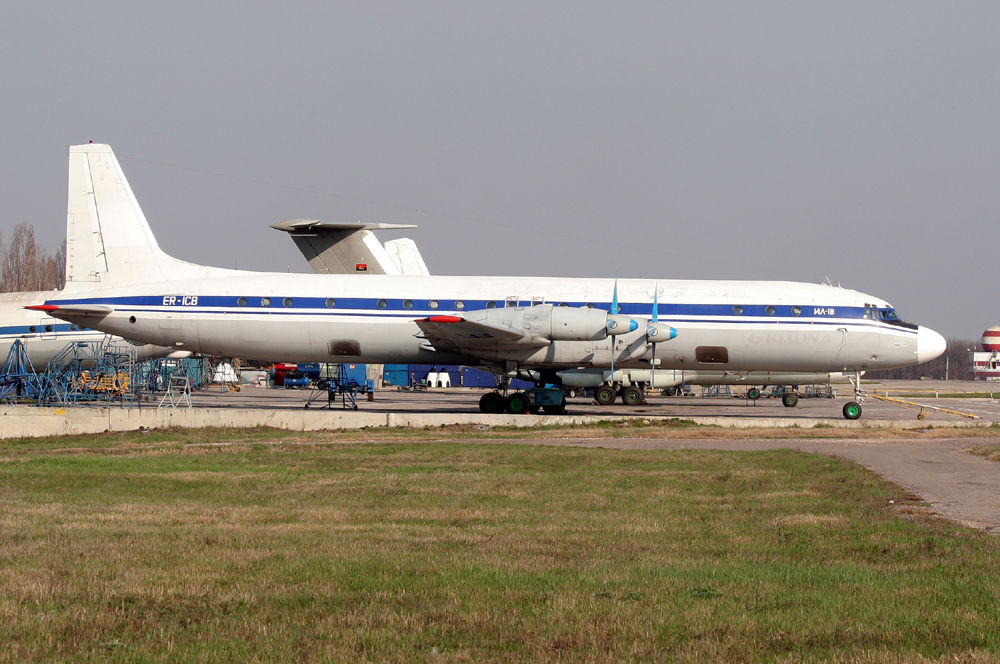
<box><xmin>983</xmin><ymin>326</ymin><xmax>1000</xmax><ymax>352</ymax></box>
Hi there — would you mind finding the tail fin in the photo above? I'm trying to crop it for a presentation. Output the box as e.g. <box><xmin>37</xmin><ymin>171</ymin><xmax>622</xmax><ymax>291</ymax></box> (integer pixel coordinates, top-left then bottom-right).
<box><xmin>64</xmin><ymin>143</ymin><xmax>200</xmax><ymax>290</ymax></box>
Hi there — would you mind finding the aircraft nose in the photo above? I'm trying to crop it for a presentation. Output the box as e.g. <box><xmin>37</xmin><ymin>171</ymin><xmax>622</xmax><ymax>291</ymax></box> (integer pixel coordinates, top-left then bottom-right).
<box><xmin>916</xmin><ymin>326</ymin><xmax>947</xmax><ymax>364</ymax></box>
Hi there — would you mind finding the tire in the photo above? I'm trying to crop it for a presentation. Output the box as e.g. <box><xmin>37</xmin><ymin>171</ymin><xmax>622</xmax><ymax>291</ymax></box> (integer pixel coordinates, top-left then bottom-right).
<box><xmin>505</xmin><ymin>392</ymin><xmax>528</xmax><ymax>414</ymax></box>
<box><xmin>621</xmin><ymin>385</ymin><xmax>644</xmax><ymax>406</ymax></box>
<box><xmin>747</xmin><ymin>387</ymin><xmax>761</xmax><ymax>401</ymax></box>
<box><xmin>842</xmin><ymin>401</ymin><xmax>862</xmax><ymax>420</ymax></box>
<box><xmin>782</xmin><ymin>393</ymin><xmax>799</xmax><ymax>408</ymax></box>
<box><xmin>594</xmin><ymin>385</ymin><xmax>616</xmax><ymax>405</ymax></box>
<box><xmin>479</xmin><ymin>392</ymin><xmax>504</xmax><ymax>413</ymax></box>
<box><xmin>542</xmin><ymin>404</ymin><xmax>566</xmax><ymax>415</ymax></box>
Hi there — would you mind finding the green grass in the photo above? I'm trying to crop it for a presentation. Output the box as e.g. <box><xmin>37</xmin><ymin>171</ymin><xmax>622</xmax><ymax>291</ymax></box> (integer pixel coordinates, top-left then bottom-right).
<box><xmin>1</xmin><ymin>437</ymin><xmax>998</xmax><ymax>662</ymax></box>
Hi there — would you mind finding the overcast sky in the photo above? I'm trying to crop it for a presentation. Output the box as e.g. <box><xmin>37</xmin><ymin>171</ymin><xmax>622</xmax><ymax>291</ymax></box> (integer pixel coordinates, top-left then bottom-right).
<box><xmin>2</xmin><ymin>2</ymin><xmax>997</xmax><ymax>338</ymax></box>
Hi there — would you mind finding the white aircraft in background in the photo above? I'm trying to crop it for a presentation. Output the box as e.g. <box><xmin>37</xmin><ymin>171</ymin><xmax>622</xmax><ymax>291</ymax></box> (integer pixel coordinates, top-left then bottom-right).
<box><xmin>271</xmin><ymin>219</ymin><xmax>429</xmax><ymax>276</ymax></box>
<box><xmin>275</xmin><ymin>218</ymin><xmax>856</xmax><ymax>407</ymax></box>
<box><xmin>1</xmin><ymin>291</ymin><xmax>187</xmax><ymax>368</ymax></box>
<box><xmin>32</xmin><ymin>143</ymin><xmax>946</xmax><ymax>418</ymax></box>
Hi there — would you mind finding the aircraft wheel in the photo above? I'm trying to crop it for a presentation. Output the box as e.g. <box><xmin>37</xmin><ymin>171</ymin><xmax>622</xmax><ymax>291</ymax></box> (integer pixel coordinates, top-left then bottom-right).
<box><xmin>621</xmin><ymin>385</ymin><xmax>644</xmax><ymax>406</ymax></box>
<box><xmin>594</xmin><ymin>385</ymin><xmax>616</xmax><ymax>405</ymax></box>
<box><xmin>479</xmin><ymin>392</ymin><xmax>504</xmax><ymax>414</ymax></box>
<box><xmin>747</xmin><ymin>387</ymin><xmax>761</xmax><ymax>401</ymax></box>
<box><xmin>505</xmin><ymin>392</ymin><xmax>528</xmax><ymax>414</ymax></box>
<box><xmin>842</xmin><ymin>401</ymin><xmax>862</xmax><ymax>420</ymax></box>
<box><xmin>782</xmin><ymin>393</ymin><xmax>799</xmax><ymax>408</ymax></box>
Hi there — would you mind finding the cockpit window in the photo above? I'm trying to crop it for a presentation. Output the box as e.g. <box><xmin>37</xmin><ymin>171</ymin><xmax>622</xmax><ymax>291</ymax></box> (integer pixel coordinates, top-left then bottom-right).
<box><xmin>879</xmin><ymin>308</ymin><xmax>900</xmax><ymax>321</ymax></box>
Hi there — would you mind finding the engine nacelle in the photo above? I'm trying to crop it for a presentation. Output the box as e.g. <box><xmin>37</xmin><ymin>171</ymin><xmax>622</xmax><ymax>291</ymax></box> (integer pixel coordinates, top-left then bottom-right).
<box><xmin>606</xmin><ymin>314</ymin><xmax>638</xmax><ymax>336</ymax></box>
<box><xmin>646</xmin><ymin>321</ymin><xmax>677</xmax><ymax>341</ymax></box>
<box><xmin>464</xmin><ymin>304</ymin><xmax>622</xmax><ymax>342</ymax></box>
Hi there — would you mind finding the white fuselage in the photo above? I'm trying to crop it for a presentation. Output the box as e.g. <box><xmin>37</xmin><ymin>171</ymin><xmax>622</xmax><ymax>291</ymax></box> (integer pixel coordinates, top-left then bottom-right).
<box><xmin>43</xmin><ymin>269</ymin><xmax>936</xmax><ymax>374</ymax></box>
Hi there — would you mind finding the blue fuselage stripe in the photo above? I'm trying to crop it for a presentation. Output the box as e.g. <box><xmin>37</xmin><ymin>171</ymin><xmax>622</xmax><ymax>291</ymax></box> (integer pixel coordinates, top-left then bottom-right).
<box><xmin>41</xmin><ymin>295</ymin><xmax>918</xmax><ymax>335</ymax></box>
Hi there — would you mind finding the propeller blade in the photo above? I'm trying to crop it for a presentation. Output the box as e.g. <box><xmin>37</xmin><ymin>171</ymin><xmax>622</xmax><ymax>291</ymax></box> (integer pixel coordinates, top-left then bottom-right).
<box><xmin>651</xmin><ymin>287</ymin><xmax>658</xmax><ymax>389</ymax></box>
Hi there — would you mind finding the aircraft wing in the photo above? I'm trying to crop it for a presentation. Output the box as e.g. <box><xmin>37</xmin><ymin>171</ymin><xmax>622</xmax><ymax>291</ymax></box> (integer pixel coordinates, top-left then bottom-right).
<box><xmin>415</xmin><ymin>315</ymin><xmax>550</xmax><ymax>355</ymax></box>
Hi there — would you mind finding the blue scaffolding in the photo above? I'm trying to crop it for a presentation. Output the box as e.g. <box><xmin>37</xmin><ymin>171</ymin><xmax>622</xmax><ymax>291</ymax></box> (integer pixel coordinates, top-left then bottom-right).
<box><xmin>0</xmin><ymin>340</ymin><xmax>42</xmax><ymax>403</ymax></box>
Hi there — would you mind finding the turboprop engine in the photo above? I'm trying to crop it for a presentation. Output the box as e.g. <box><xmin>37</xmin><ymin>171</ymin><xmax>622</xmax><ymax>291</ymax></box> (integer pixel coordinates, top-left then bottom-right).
<box><xmin>462</xmin><ymin>304</ymin><xmax>625</xmax><ymax>342</ymax></box>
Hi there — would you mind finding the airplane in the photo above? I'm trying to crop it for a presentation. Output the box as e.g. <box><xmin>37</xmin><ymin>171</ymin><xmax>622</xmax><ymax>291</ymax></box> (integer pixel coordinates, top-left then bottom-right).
<box><xmin>275</xmin><ymin>219</ymin><xmax>857</xmax><ymax>406</ymax></box>
<box><xmin>31</xmin><ymin>143</ymin><xmax>946</xmax><ymax>419</ymax></box>
<box><xmin>271</xmin><ymin>219</ymin><xmax>429</xmax><ymax>276</ymax></box>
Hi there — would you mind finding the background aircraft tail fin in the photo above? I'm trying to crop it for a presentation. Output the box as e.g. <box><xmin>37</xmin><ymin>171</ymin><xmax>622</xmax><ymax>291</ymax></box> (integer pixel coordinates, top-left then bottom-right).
<box><xmin>64</xmin><ymin>143</ymin><xmax>201</xmax><ymax>290</ymax></box>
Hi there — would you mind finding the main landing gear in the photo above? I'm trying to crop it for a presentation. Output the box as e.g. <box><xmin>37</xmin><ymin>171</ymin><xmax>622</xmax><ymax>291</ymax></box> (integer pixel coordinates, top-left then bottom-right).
<box><xmin>745</xmin><ymin>385</ymin><xmax>800</xmax><ymax>408</ymax></box>
<box><xmin>593</xmin><ymin>384</ymin><xmax>647</xmax><ymax>406</ymax></box>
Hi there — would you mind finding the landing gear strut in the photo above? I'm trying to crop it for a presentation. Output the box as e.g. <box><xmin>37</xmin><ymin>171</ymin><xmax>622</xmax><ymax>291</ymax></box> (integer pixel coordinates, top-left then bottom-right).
<box><xmin>843</xmin><ymin>371</ymin><xmax>864</xmax><ymax>420</ymax></box>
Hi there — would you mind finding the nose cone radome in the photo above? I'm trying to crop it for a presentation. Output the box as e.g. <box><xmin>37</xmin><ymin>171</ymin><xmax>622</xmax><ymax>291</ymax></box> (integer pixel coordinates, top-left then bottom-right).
<box><xmin>916</xmin><ymin>326</ymin><xmax>947</xmax><ymax>364</ymax></box>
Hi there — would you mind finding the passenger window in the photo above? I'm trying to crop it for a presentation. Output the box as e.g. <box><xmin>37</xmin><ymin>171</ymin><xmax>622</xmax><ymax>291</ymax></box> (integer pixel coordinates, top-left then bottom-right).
<box><xmin>261</xmin><ymin>297</ymin><xmax>271</xmax><ymax>306</ymax></box>
<box><xmin>486</xmin><ymin>301</ymin><xmax>497</xmax><ymax>309</ymax></box>
<box><xmin>455</xmin><ymin>300</ymin><xmax>465</xmax><ymax>310</ymax></box>
<box><xmin>402</xmin><ymin>300</ymin><xmax>413</xmax><ymax>309</ymax></box>
<box><xmin>237</xmin><ymin>297</ymin><xmax>247</xmax><ymax>307</ymax></box>
<box><xmin>377</xmin><ymin>299</ymin><xmax>387</xmax><ymax>309</ymax></box>
<box><xmin>732</xmin><ymin>305</ymin><xmax>743</xmax><ymax>315</ymax></box>
<box><xmin>791</xmin><ymin>306</ymin><xmax>802</xmax><ymax>316</ymax></box>
<box><xmin>325</xmin><ymin>298</ymin><xmax>336</xmax><ymax>308</ymax></box>
<box><xmin>765</xmin><ymin>306</ymin><xmax>776</xmax><ymax>316</ymax></box>
<box><xmin>282</xmin><ymin>298</ymin><xmax>293</xmax><ymax>307</ymax></box>
<box><xmin>428</xmin><ymin>300</ymin><xmax>439</xmax><ymax>309</ymax></box>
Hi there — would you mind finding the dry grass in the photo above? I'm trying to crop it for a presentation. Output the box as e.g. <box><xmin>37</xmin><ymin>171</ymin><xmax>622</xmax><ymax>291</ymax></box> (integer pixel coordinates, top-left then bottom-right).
<box><xmin>966</xmin><ymin>445</ymin><xmax>1000</xmax><ymax>462</ymax></box>
<box><xmin>1</xmin><ymin>436</ymin><xmax>999</xmax><ymax>661</ymax></box>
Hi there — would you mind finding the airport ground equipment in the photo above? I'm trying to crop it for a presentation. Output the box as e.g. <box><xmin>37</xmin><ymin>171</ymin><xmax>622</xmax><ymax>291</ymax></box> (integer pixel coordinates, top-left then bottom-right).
<box><xmin>37</xmin><ymin>337</ymin><xmax>141</xmax><ymax>406</ymax></box>
<box><xmin>0</xmin><ymin>340</ymin><xmax>42</xmax><ymax>403</ymax></box>
<box><xmin>305</xmin><ymin>363</ymin><xmax>372</xmax><ymax>410</ymax></box>
<box><xmin>479</xmin><ymin>386</ymin><xmax>567</xmax><ymax>414</ymax></box>
<box><xmin>865</xmin><ymin>394</ymin><xmax>978</xmax><ymax>420</ymax></box>
<box><xmin>139</xmin><ymin>357</ymin><xmax>210</xmax><ymax>393</ymax></box>
<box><xmin>158</xmin><ymin>375</ymin><xmax>193</xmax><ymax>409</ymax></box>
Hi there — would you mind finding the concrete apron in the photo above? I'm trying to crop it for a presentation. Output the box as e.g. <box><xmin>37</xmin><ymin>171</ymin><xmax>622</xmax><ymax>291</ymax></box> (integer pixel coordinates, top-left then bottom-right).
<box><xmin>2</xmin><ymin>406</ymin><xmax>996</xmax><ymax>439</ymax></box>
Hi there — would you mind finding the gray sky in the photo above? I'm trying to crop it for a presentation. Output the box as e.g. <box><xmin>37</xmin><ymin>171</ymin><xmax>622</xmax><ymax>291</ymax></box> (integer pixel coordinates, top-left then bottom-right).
<box><xmin>2</xmin><ymin>2</ymin><xmax>997</xmax><ymax>339</ymax></box>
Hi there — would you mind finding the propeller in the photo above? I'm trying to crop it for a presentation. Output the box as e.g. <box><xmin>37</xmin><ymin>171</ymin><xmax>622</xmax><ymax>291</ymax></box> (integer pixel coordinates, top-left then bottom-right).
<box><xmin>650</xmin><ymin>288</ymin><xmax>659</xmax><ymax>389</ymax></box>
<box><xmin>606</xmin><ymin>277</ymin><xmax>638</xmax><ymax>382</ymax></box>
<box><xmin>645</xmin><ymin>285</ymin><xmax>678</xmax><ymax>390</ymax></box>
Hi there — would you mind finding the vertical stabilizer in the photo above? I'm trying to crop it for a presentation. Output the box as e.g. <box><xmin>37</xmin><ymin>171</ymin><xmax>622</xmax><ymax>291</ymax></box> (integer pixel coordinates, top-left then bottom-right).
<box><xmin>384</xmin><ymin>238</ymin><xmax>431</xmax><ymax>276</ymax></box>
<box><xmin>64</xmin><ymin>143</ymin><xmax>196</xmax><ymax>290</ymax></box>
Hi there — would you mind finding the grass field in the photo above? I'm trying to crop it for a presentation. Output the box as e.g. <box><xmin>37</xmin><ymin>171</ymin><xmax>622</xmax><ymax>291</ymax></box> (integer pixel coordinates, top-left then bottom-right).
<box><xmin>2</xmin><ymin>427</ymin><xmax>999</xmax><ymax>662</ymax></box>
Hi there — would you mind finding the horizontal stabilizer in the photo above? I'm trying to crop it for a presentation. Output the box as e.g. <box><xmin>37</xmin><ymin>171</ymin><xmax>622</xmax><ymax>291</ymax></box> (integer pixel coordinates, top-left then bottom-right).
<box><xmin>25</xmin><ymin>303</ymin><xmax>115</xmax><ymax>315</ymax></box>
<box><xmin>271</xmin><ymin>219</ymin><xmax>420</xmax><ymax>275</ymax></box>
